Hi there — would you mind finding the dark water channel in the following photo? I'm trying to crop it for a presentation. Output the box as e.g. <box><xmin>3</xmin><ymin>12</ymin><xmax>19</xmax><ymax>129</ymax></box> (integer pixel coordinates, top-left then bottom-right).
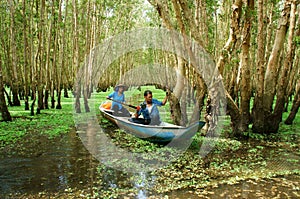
<box><xmin>0</xmin><ymin>129</ymin><xmax>299</xmax><ymax>198</ymax></box>
<box><xmin>0</xmin><ymin>131</ymin><xmax>99</xmax><ymax>197</ymax></box>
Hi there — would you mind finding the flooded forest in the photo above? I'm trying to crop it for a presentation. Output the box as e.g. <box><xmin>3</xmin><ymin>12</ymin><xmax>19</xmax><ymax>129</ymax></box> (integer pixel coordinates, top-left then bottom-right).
<box><xmin>0</xmin><ymin>0</ymin><xmax>299</xmax><ymax>198</ymax></box>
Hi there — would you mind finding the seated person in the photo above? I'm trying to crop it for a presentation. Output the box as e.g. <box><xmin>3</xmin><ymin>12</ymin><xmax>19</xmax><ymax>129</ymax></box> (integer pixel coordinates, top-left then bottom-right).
<box><xmin>106</xmin><ymin>84</ymin><xmax>130</xmax><ymax>117</ymax></box>
<box><xmin>131</xmin><ymin>90</ymin><xmax>168</xmax><ymax>125</ymax></box>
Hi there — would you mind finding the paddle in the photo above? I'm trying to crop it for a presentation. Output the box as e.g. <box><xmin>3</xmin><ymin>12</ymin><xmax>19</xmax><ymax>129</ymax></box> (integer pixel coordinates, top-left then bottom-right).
<box><xmin>106</xmin><ymin>97</ymin><xmax>137</xmax><ymax>109</ymax></box>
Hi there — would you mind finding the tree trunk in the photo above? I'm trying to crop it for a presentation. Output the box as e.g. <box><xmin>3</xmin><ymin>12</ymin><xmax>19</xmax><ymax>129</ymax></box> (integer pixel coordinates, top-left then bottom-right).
<box><xmin>51</xmin><ymin>81</ymin><xmax>55</xmax><ymax>109</ymax></box>
<box><xmin>62</xmin><ymin>0</ymin><xmax>69</xmax><ymax>101</ymax></box>
<box><xmin>168</xmin><ymin>92</ymin><xmax>182</xmax><ymax>125</ymax></box>
<box><xmin>36</xmin><ymin>0</ymin><xmax>46</xmax><ymax>114</ymax></box>
<box><xmin>30</xmin><ymin>87</ymin><xmax>36</xmax><ymax>116</ymax></box>
<box><xmin>177</xmin><ymin>0</ymin><xmax>205</xmax><ymax>46</ymax></box>
<box><xmin>9</xmin><ymin>0</ymin><xmax>21</xmax><ymax>106</ymax></box>
<box><xmin>195</xmin><ymin>0</ymin><xmax>208</xmax><ymax>47</ymax></box>
<box><xmin>44</xmin><ymin>0</ymin><xmax>55</xmax><ymax>110</ymax></box>
<box><xmin>285</xmin><ymin>79</ymin><xmax>300</xmax><ymax>125</ymax></box>
<box><xmin>216</xmin><ymin>0</ymin><xmax>243</xmax><ymax>75</ymax></box>
<box><xmin>214</xmin><ymin>0</ymin><xmax>243</xmax><ymax>136</ymax></box>
<box><xmin>0</xmin><ymin>53</ymin><xmax>12</xmax><ymax>122</ymax></box>
<box><xmin>226</xmin><ymin>91</ymin><xmax>241</xmax><ymax>136</ymax></box>
<box><xmin>148</xmin><ymin>0</ymin><xmax>173</xmax><ymax>29</ymax></box>
<box><xmin>228</xmin><ymin>63</ymin><xmax>239</xmax><ymax>101</ymax></box>
<box><xmin>36</xmin><ymin>87</ymin><xmax>44</xmax><ymax>114</ymax></box>
<box><xmin>285</xmin><ymin>57</ymin><xmax>299</xmax><ymax>112</ymax></box>
<box><xmin>190</xmin><ymin>74</ymin><xmax>206</xmax><ymax>124</ymax></box>
<box><xmin>73</xmin><ymin>0</ymin><xmax>81</xmax><ymax>113</ymax></box>
<box><xmin>263</xmin><ymin>0</ymin><xmax>291</xmax><ymax>117</ymax></box>
<box><xmin>64</xmin><ymin>87</ymin><xmax>69</xmax><ymax>98</ymax></box>
<box><xmin>270</xmin><ymin>0</ymin><xmax>297</xmax><ymax>132</ymax></box>
<box><xmin>22</xmin><ymin>0</ymin><xmax>30</xmax><ymax>111</ymax></box>
<box><xmin>27</xmin><ymin>0</ymin><xmax>34</xmax><ymax>110</ymax></box>
<box><xmin>44</xmin><ymin>89</ymin><xmax>49</xmax><ymax>109</ymax></box>
<box><xmin>252</xmin><ymin>0</ymin><xmax>266</xmax><ymax>133</ymax></box>
<box><xmin>56</xmin><ymin>0</ymin><xmax>64</xmax><ymax>110</ymax></box>
<box><xmin>264</xmin><ymin>2</ymin><xmax>276</xmax><ymax>64</ymax></box>
<box><xmin>56</xmin><ymin>88</ymin><xmax>62</xmax><ymax>109</ymax></box>
<box><xmin>254</xmin><ymin>0</ymin><xmax>292</xmax><ymax>133</ymax></box>
<box><xmin>3</xmin><ymin>88</ymin><xmax>13</xmax><ymax>107</ymax></box>
<box><xmin>239</xmin><ymin>0</ymin><xmax>254</xmax><ymax>131</ymax></box>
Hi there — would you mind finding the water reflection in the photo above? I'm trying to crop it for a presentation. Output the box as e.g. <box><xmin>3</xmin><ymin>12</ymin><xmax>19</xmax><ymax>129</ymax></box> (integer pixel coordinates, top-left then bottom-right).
<box><xmin>0</xmin><ymin>127</ymin><xmax>299</xmax><ymax>198</ymax></box>
<box><xmin>0</xmin><ymin>131</ymin><xmax>99</xmax><ymax>196</ymax></box>
<box><xmin>133</xmin><ymin>172</ymin><xmax>155</xmax><ymax>199</ymax></box>
<box><xmin>0</xmin><ymin>130</ymin><xmax>158</xmax><ymax>198</ymax></box>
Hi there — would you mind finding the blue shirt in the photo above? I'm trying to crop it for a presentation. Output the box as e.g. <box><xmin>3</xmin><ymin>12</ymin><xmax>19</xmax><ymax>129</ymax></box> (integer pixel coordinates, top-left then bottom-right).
<box><xmin>138</xmin><ymin>99</ymin><xmax>163</xmax><ymax>124</ymax></box>
<box><xmin>108</xmin><ymin>92</ymin><xmax>125</xmax><ymax>110</ymax></box>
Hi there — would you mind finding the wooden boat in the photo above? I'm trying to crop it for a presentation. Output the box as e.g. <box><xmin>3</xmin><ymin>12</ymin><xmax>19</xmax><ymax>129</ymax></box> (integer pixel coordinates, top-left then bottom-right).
<box><xmin>99</xmin><ymin>103</ymin><xmax>205</xmax><ymax>143</ymax></box>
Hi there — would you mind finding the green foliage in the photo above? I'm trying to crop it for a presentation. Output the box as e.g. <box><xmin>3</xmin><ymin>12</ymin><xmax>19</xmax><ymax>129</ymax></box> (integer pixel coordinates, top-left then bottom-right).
<box><xmin>0</xmin><ymin>91</ymin><xmax>74</xmax><ymax>147</ymax></box>
<box><xmin>243</xmin><ymin>130</ymin><xmax>265</xmax><ymax>140</ymax></box>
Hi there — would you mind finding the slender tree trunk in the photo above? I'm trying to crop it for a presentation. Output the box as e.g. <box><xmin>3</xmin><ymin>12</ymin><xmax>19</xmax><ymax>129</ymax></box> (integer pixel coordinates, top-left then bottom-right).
<box><xmin>173</xmin><ymin>57</ymin><xmax>186</xmax><ymax>125</ymax></box>
<box><xmin>194</xmin><ymin>76</ymin><xmax>207</xmax><ymax>121</ymax></box>
<box><xmin>62</xmin><ymin>0</ymin><xmax>69</xmax><ymax>102</ymax></box>
<box><xmin>56</xmin><ymin>0</ymin><xmax>63</xmax><ymax>110</ymax></box>
<box><xmin>264</xmin><ymin>2</ymin><xmax>276</xmax><ymax>64</ymax></box>
<box><xmin>73</xmin><ymin>0</ymin><xmax>81</xmax><ymax>113</ymax></box>
<box><xmin>284</xmin><ymin>57</ymin><xmax>299</xmax><ymax>112</ymax></box>
<box><xmin>9</xmin><ymin>0</ymin><xmax>21</xmax><ymax>106</ymax></box>
<box><xmin>239</xmin><ymin>0</ymin><xmax>254</xmax><ymax>132</ymax></box>
<box><xmin>177</xmin><ymin>0</ymin><xmax>205</xmax><ymax>46</ymax></box>
<box><xmin>3</xmin><ymin>88</ymin><xmax>13</xmax><ymax>106</ymax></box>
<box><xmin>51</xmin><ymin>81</ymin><xmax>55</xmax><ymax>108</ymax></box>
<box><xmin>50</xmin><ymin>1</ymin><xmax>57</xmax><ymax>109</ymax></box>
<box><xmin>168</xmin><ymin>92</ymin><xmax>182</xmax><ymax>125</ymax></box>
<box><xmin>36</xmin><ymin>0</ymin><xmax>46</xmax><ymax>114</ymax></box>
<box><xmin>22</xmin><ymin>0</ymin><xmax>30</xmax><ymax>111</ymax></box>
<box><xmin>28</xmin><ymin>0</ymin><xmax>34</xmax><ymax>110</ymax></box>
<box><xmin>213</xmin><ymin>0</ymin><xmax>243</xmax><ymax>136</ymax></box>
<box><xmin>0</xmin><ymin>54</ymin><xmax>12</xmax><ymax>121</ymax></box>
<box><xmin>44</xmin><ymin>90</ymin><xmax>49</xmax><ymax>109</ymax></box>
<box><xmin>228</xmin><ymin>63</ymin><xmax>239</xmax><ymax>101</ymax></box>
<box><xmin>31</xmin><ymin>0</ymin><xmax>40</xmax><ymax>116</ymax></box>
<box><xmin>181</xmin><ymin>85</ymin><xmax>188</xmax><ymax>125</ymax></box>
<box><xmin>64</xmin><ymin>87</ymin><xmax>69</xmax><ymax>98</ymax></box>
<box><xmin>252</xmin><ymin>0</ymin><xmax>266</xmax><ymax>133</ymax></box>
<box><xmin>226</xmin><ymin>91</ymin><xmax>241</xmax><ymax>136</ymax></box>
<box><xmin>30</xmin><ymin>87</ymin><xmax>36</xmax><ymax>116</ymax></box>
<box><xmin>44</xmin><ymin>0</ymin><xmax>55</xmax><ymax>110</ymax></box>
<box><xmin>216</xmin><ymin>0</ymin><xmax>243</xmax><ymax>75</ymax></box>
<box><xmin>285</xmin><ymin>79</ymin><xmax>300</xmax><ymax>125</ymax></box>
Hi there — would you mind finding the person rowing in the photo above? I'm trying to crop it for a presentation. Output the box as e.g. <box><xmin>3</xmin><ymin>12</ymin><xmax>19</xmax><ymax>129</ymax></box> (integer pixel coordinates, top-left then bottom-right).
<box><xmin>133</xmin><ymin>90</ymin><xmax>168</xmax><ymax>125</ymax></box>
<box><xmin>106</xmin><ymin>84</ymin><xmax>131</xmax><ymax>117</ymax></box>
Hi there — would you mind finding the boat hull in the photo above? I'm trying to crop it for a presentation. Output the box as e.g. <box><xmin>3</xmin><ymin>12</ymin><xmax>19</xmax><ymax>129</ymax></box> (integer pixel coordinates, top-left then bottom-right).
<box><xmin>99</xmin><ymin>106</ymin><xmax>205</xmax><ymax>143</ymax></box>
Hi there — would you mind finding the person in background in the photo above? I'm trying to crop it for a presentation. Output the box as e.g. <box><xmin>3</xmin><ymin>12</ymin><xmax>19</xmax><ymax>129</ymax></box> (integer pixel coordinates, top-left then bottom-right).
<box><xmin>106</xmin><ymin>84</ymin><xmax>130</xmax><ymax>117</ymax></box>
<box><xmin>134</xmin><ymin>90</ymin><xmax>168</xmax><ymax>125</ymax></box>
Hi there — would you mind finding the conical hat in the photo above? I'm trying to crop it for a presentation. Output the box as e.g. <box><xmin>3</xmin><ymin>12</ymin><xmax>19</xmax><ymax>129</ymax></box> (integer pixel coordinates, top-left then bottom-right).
<box><xmin>114</xmin><ymin>84</ymin><xmax>128</xmax><ymax>91</ymax></box>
